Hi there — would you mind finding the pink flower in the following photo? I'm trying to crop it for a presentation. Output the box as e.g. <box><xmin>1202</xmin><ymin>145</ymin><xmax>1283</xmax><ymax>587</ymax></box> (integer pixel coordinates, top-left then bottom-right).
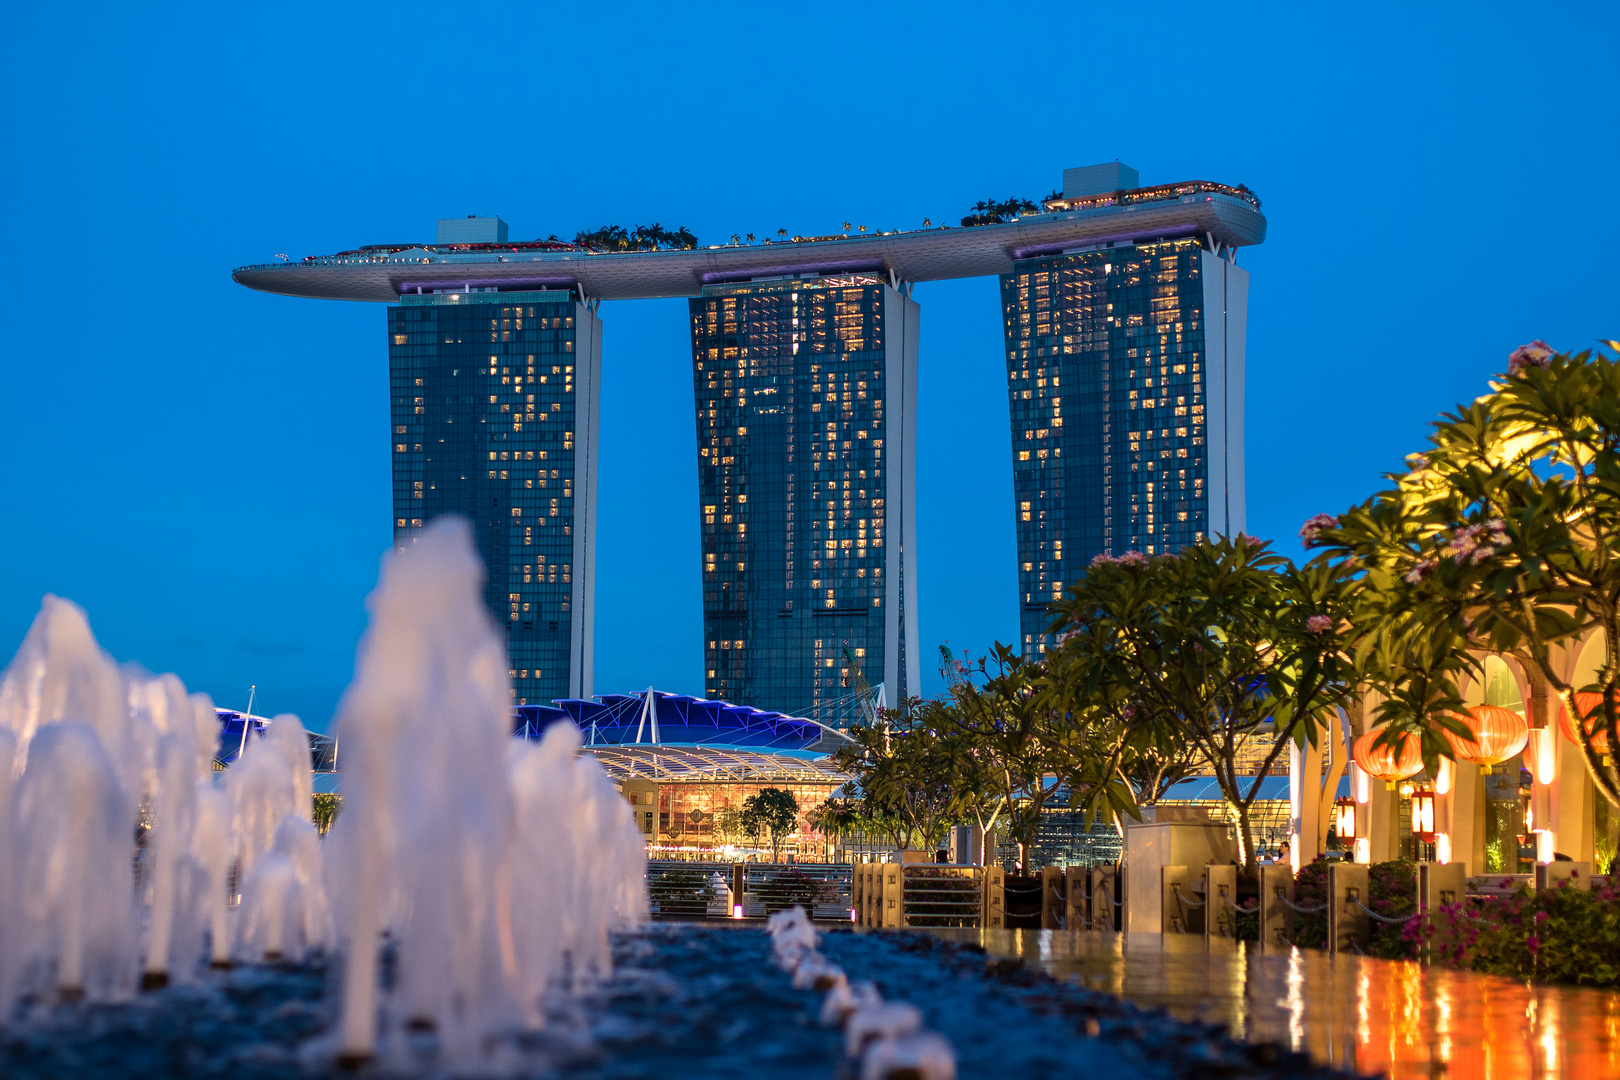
<box><xmin>1306</xmin><ymin>615</ymin><xmax>1333</xmax><ymax>634</ymax></box>
<box><xmin>1118</xmin><ymin>551</ymin><xmax>1147</xmax><ymax>567</ymax></box>
<box><xmin>1090</xmin><ymin>553</ymin><xmax>1119</xmax><ymax>568</ymax></box>
<box><xmin>1404</xmin><ymin>558</ymin><xmax>1438</xmax><ymax>584</ymax></box>
<box><xmin>1299</xmin><ymin>513</ymin><xmax>1339</xmax><ymax>547</ymax></box>
<box><xmin>1508</xmin><ymin>340</ymin><xmax>1554</xmax><ymax>376</ymax></box>
<box><xmin>1527</xmin><ymin>934</ymin><xmax>1541</xmax><ymax>954</ymax></box>
<box><xmin>1535</xmin><ymin>910</ymin><xmax>1549</xmax><ymax>923</ymax></box>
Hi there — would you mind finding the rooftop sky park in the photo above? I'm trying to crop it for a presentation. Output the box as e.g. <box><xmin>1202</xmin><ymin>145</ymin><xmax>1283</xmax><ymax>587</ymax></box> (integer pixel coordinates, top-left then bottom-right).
<box><xmin>232</xmin><ymin>162</ymin><xmax>1267</xmax><ymax>718</ymax></box>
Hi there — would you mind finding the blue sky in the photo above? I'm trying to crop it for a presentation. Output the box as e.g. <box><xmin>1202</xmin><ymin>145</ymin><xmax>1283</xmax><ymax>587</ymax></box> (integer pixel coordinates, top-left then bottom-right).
<box><xmin>1</xmin><ymin>3</ymin><xmax>1615</xmax><ymax>730</ymax></box>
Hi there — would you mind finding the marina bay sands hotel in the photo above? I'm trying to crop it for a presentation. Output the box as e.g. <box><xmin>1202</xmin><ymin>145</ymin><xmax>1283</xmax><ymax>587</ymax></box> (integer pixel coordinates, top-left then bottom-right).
<box><xmin>233</xmin><ymin>162</ymin><xmax>1265</xmax><ymax>719</ymax></box>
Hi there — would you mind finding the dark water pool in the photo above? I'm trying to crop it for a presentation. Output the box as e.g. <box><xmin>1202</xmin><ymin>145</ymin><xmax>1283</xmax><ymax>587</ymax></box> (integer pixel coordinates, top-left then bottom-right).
<box><xmin>1</xmin><ymin>924</ymin><xmax>1352</xmax><ymax>1078</ymax></box>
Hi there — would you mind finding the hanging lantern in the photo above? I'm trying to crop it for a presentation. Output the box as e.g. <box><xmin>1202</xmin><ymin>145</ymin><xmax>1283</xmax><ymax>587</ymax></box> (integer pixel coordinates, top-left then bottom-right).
<box><xmin>1333</xmin><ymin>796</ymin><xmax>1357</xmax><ymax>840</ymax></box>
<box><xmin>1559</xmin><ymin>691</ymin><xmax>1615</xmax><ymax>763</ymax></box>
<box><xmin>1444</xmin><ymin>704</ymin><xmax>1529</xmax><ymax>775</ymax></box>
<box><xmin>1352</xmin><ymin>729</ymin><xmax>1424</xmax><ymax>790</ymax></box>
<box><xmin>1411</xmin><ymin>786</ymin><xmax>1437</xmax><ymax>843</ymax></box>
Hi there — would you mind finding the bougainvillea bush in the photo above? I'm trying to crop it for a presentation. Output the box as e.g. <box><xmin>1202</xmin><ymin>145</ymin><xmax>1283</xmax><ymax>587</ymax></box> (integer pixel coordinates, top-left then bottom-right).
<box><xmin>1414</xmin><ymin>873</ymin><xmax>1620</xmax><ymax>987</ymax></box>
<box><xmin>1287</xmin><ymin>856</ymin><xmax>1416</xmax><ymax>957</ymax></box>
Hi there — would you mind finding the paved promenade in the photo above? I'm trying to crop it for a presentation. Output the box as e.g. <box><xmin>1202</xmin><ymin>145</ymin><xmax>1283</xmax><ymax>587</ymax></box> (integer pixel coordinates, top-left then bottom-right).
<box><xmin>925</xmin><ymin>928</ymin><xmax>1620</xmax><ymax>1078</ymax></box>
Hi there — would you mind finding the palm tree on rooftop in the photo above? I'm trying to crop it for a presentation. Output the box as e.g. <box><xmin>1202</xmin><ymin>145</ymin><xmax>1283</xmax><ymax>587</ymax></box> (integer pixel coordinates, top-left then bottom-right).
<box><xmin>777</xmin><ymin>228</ymin><xmax>787</xmax><ymax>241</ymax></box>
<box><xmin>922</xmin><ymin>217</ymin><xmax>931</xmax><ymax>228</ymax></box>
<box><xmin>745</xmin><ymin>233</ymin><xmax>755</xmax><ymax>243</ymax></box>
<box><xmin>841</xmin><ymin>221</ymin><xmax>851</xmax><ymax>233</ymax></box>
<box><xmin>730</xmin><ymin>234</ymin><xmax>740</xmax><ymax>245</ymax></box>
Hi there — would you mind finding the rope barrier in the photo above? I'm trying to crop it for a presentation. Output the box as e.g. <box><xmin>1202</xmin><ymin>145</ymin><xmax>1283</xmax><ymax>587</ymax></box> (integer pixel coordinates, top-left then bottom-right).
<box><xmin>1170</xmin><ymin>884</ymin><xmax>1206</xmax><ymax>908</ymax></box>
<box><xmin>1350</xmin><ymin>899</ymin><xmax>1418</xmax><ymax>925</ymax></box>
<box><xmin>1271</xmin><ymin>889</ymin><xmax>1330</xmax><ymax>915</ymax></box>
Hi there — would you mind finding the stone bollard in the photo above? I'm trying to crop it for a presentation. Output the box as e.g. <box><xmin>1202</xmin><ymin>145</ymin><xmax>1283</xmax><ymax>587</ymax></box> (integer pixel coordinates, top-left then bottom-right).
<box><xmin>1161</xmin><ymin>865</ymin><xmax>1191</xmax><ymax>933</ymax></box>
<box><xmin>882</xmin><ymin>863</ymin><xmax>904</xmax><ymax>929</ymax></box>
<box><xmin>1064</xmin><ymin>866</ymin><xmax>1088</xmax><ymax>931</ymax></box>
<box><xmin>980</xmin><ymin>865</ymin><xmax>1005</xmax><ymax>929</ymax></box>
<box><xmin>1258</xmin><ymin>863</ymin><xmax>1294</xmax><ymax>953</ymax></box>
<box><xmin>1327</xmin><ymin>862</ymin><xmax>1369</xmax><ymax>956</ymax></box>
<box><xmin>1041</xmin><ymin>866</ymin><xmax>1065</xmax><ymax>929</ymax></box>
<box><xmin>1204</xmin><ymin>864</ymin><xmax>1238</xmax><ymax>940</ymax></box>
<box><xmin>1537</xmin><ymin>861</ymin><xmax>1592</xmax><ymax>892</ymax></box>
<box><xmin>733</xmin><ymin>863</ymin><xmax>746</xmax><ymax>917</ymax></box>
<box><xmin>1421</xmin><ymin>861</ymin><xmax>1467</xmax><ymax>960</ymax></box>
<box><xmin>1088</xmin><ymin>868</ymin><xmax>1117</xmax><ymax>933</ymax></box>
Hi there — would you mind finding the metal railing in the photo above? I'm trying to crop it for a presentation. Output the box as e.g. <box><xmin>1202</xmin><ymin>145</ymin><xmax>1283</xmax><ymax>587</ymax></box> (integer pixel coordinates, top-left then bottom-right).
<box><xmin>646</xmin><ymin>861</ymin><xmax>733</xmax><ymax>918</ymax></box>
<box><xmin>901</xmin><ymin>866</ymin><xmax>983</xmax><ymax>927</ymax></box>
<box><xmin>742</xmin><ymin>863</ymin><xmax>852</xmax><ymax>920</ymax></box>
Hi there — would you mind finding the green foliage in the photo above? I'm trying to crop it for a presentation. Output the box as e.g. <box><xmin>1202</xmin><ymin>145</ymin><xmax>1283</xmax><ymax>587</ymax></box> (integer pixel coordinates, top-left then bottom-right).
<box><xmin>960</xmin><ymin>197</ymin><xmax>1039</xmax><ymax>227</ymax></box>
<box><xmin>1424</xmin><ymin>876</ymin><xmax>1620</xmax><ymax>987</ymax></box>
<box><xmin>831</xmin><ymin>701</ymin><xmax>964</xmax><ymax>851</ymax></box>
<box><xmin>740</xmin><ymin>787</ymin><xmax>799</xmax><ymax>862</ymax></box>
<box><xmin>1366</xmin><ymin>859</ymin><xmax>1418</xmax><ymax>959</ymax></box>
<box><xmin>312</xmin><ymin>793</ymin><xmax>341</xmax><ymax>835</ymax></box>
<box><xmin>1045</xmin><ymin>536</ymin><xmax>1356</xmax><ymax>869</ymax></box>
<box><xmin>1311</xmin><ymin>342</ymin><xmax>1620</xmax><ymax>805</ymax></box>
<box><xmin>573</xmin><ymin>223</ymin><xmax>699</xmax><ymax>251</ymax></box>
<box><xmin>1290</xmin><ymin>858</ymin><xmax>1331</xmax><ymax>948</ymax></box>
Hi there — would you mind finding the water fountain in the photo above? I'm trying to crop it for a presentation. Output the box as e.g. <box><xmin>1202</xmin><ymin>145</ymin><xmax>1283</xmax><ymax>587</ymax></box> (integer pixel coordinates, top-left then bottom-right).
<box><xmin>0</xmin><ymin>519</ymin><xmax>1358</xmax><ymax>1079</ymax></box>
<box><xmin>0</xmin><ymin>520</ymin><xmax>644</xmax><ymax>1072</ymax></box>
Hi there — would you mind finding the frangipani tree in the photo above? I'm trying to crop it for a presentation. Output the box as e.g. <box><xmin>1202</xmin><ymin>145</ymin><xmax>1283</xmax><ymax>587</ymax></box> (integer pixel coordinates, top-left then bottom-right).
<box><xmin>1046</xmin><ymin>536</ymin><xmax>1356</xmax><ymax>870</ymax></box>
<box><xmin>1309</xmin><ymin>340</ymin><xmax>1620</xmax><ymax>809</ymax></box>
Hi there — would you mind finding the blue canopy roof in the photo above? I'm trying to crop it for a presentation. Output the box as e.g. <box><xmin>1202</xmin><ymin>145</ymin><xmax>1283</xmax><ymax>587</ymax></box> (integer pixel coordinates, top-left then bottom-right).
<box><xmin>513</xmin><ymin>690</ymin><xmax>832</xmax><ymax>751</ymax></box>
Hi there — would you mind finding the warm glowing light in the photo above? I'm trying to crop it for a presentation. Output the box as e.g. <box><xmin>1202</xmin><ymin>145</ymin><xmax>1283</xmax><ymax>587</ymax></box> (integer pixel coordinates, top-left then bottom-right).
<box><xmin>1334</xmin><ymin>796</ymin><xmax>1357</xmax><ymax>840</ymax></box>
<box><xmin>849</xmin><ymin>908</ymin><xmax>857</xmax><ymax>922</ymax></box>
<box><xmin>1445</xmin><ymin>704</ymin><xmax>1529</xmax><ymax>774</ymax></box>
<box><xmin>1412</xmin><ymin>786</ymin><xmax>1437</xmax><ymax>842</ymax></box>
<box><xmin>1436</xmin><ymin>832</ymin><xmax>1452</xmax><ymax>863</ymax></box>
<box><xmin>1436</xmin><ymin>755</ymin><xmax>1454</xmax><ymax>796</ymax></box>
<box><xmin>732</xmin><ymin>904</ymin><xmax>743</xmax><ymax>919</ymax></box>
<box><xmin>1531</xmin><ymin>728</ymin><xmax>1558</xmax><ymax>785</ymax></box>
<box><xmin>1353</xmin><ymin>763</ymin><xmax>1370</xmax><ymax>805</ymax></box>
<box><xmin>1537</xmin><ymin>831</ymin><xmax>1556</xmax><ymax>864</ymax></box>
<box><xmin>1399</xmin><ymin>781</ymin><xmax>1415</xmax><ymax>797</ymax></box>
<box><xmin>1559</xmin><ymin>691</ymin><xmax>1616</xmax><ymax>761</ymax></box>
<box><xmin>1353</xmin><ymin>730</ymin><xmax>1424</xmax><ymax>789</ymax></box>
<box><xmin>1354</xmin><ymin>837</ymin><xmax>1370</xmax><ymax>864</ymax></box>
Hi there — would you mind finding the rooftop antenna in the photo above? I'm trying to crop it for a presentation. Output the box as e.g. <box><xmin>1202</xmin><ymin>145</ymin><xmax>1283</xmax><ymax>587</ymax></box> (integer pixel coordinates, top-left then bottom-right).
<box><xmin>235</xmin><ymin>684</ymin><xmax>257</xmax><ymax>764</ymax></box>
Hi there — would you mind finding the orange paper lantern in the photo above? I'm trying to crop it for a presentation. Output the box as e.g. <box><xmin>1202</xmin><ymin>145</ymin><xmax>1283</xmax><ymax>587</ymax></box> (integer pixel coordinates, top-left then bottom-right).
<box><xmin>1444</xmin><ymin>704</ymin><xmax>1529</xmax><ymax>775</ymax></box>
<box><xmin>1353</xmin><ymin>729</ymin><xmax>1424</xmax><ymax>790</ymax></box>
<box><xmin>1559</xmin><ymin>691</ymin><xmax>1616</xmax><ymax>757</ymax></box>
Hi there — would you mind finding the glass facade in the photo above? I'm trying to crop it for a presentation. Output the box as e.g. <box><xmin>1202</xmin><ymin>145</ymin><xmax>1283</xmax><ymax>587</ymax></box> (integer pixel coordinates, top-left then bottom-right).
<box><xmin>1002</xmin><ymin>239</ymin><xmax>1246</xmax><ymax>656</ymax></box>
<box><xmin>387</xmin><ymin>288</ymin><xmax>601</xmax><ymax>705</ymax></box>
<box><xmin>689</xmin><ymin>275</ymin><xmax>919</xmax><ymax>718</ymax></box>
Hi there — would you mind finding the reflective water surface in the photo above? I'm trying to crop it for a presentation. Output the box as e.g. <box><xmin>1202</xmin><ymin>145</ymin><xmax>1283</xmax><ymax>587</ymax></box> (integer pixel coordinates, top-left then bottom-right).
<box><xmin>926</xmin><ymin>929</ymin><xmax>1620</xmax><ymax>1079</ymax></box>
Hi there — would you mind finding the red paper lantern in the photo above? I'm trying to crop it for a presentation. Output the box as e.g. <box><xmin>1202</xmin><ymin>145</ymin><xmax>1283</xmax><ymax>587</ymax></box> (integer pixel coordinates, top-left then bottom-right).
<box><xmin>1444</xmin><ymin>704</ymin><xmax>1529</xmax><ymax>775</ymax></box>
<box><xmin>1559</xmin><ymin>691</ymin><xmax>1616</xmax><ymax>757</ymax></box>
<box><xmin>1353</xmin><ymin>730</ymin><xmax>1424</xmax><ymax>790</ymax></box>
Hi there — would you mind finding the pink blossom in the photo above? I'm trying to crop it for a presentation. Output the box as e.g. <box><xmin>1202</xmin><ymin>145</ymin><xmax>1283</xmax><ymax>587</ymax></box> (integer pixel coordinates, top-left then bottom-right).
<box><xmin>1508</xmin><ymin>340</ymin><xmax>1554</xmax><ymax>376</ymax></box>
<box><xmin>1404</xmin><ymin>558</ymin><xmax>1438</xmax><ymax>585</ymax></box>
<box><xmin>1117</xmin><ymin>551</ymin><xmax>1147</xmax><ymax>567</ymax></box>
<box><xmin>1535</xmin><ymin>910</ymin><xmax>1549</xmax><ymax>923</ymax></box>
<box><xmin>1306</xmin><ymin>614</ymin><xmax>1333</xmax><ymax>634</ymax></box>
<box><xmin>1090</xmin><ymin>553</ymin><xmax>1119</xmax><ymax>568</ymax></box>
<box><xmin>1527</xmin><ymin>934</ymin><xmax>1541</xmax><ymax>955</ymax></box>
<box><xmin>1299</xmin><ymin>513</ymin><xmax>1339</xmax><ymax>547</ymax></box>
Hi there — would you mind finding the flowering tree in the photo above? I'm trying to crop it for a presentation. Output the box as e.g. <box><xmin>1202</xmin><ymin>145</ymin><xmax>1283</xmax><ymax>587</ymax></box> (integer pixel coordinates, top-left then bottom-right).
<box><xmin>1309</xmin><ymin>341</ymin><xmax>1620</xmax><ymax>810</ymax></box>
<box><xmin>829</xmin><ymin>703</ymin><xmax>963</xmax><ymax>853</ymax></box>
<box><xmin>1045</xmin><ymin>535</ymin><xmax>1356</xmax><ymax>870</ymax></box>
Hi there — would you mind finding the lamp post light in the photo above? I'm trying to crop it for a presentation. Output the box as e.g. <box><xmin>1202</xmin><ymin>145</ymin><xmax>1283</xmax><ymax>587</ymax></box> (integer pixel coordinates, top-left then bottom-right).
<box><xmin>1333</xmin><ymin>796</ymin><xmax>1357</xmax><ymax>843</ymax></box>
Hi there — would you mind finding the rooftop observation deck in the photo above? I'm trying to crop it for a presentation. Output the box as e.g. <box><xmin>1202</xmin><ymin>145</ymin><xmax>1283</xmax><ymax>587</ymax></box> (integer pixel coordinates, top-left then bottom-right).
<box><xmin>231</xmin><ymin>181</ymin><xmax>1266</xmax><ymax>303</ymax></box>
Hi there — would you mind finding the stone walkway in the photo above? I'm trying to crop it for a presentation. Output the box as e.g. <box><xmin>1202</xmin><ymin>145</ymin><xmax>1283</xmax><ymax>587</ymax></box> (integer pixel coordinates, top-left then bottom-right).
<box><xmin>923</xmin><ymin>928</ymin><xmax>1620</xmax><ymax>1078</ymax></box>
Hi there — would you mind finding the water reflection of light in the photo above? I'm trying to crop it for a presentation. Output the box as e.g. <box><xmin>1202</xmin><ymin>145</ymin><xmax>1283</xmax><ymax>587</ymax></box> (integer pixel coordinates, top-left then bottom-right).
<box><xmin>1284</xmin><ymin>948</ymin><xmax>1305</xmax><ymax>1052</ymax></box>
<box><xmin>1436</xmin><ymin>983</ymin><xmax>1452</xmax><ymax>1069</ymax></box>
<box><xmin>1358</xmin><ymin>968</ymin><xmax>1371</xmax><ymax>1047</ymax></box>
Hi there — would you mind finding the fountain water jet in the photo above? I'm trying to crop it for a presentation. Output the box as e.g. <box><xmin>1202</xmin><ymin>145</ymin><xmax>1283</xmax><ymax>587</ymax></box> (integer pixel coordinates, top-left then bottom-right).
<box><xmin>328</xmin><ymin>517</ymin><xmax>643</xmax><ymax>1067</ymax></box>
